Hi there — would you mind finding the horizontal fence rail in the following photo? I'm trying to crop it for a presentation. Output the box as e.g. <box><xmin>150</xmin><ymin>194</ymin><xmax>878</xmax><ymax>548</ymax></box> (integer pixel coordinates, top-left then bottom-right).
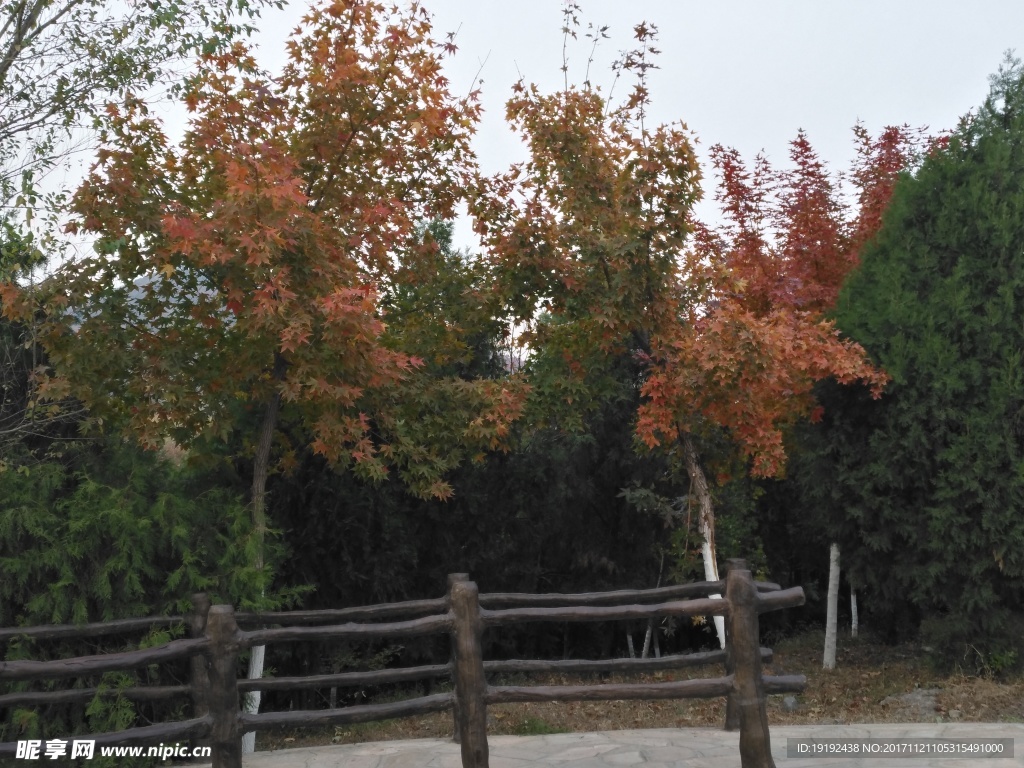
<box><xmin>0</xmin><ymin>684</ymin><xmax>192</xmax><ymax>709</ymax></box>
<box><xmin>756</xmin><ymin>588</ymin><xmax>806</xmax><ymax>613</ymax></box>
<box><xmin>0</xmin><ymin>558</ymin><xmax>805</xmax><ymax>768</ymax></box>
<box><xmin>239</xmin><ymin>613</ymin><xmax>453</xmax><ymax>647</ymax></box>
<box><xmin>479</xmin><ymin>596</ymin><xmax>731</xmax><ymax>626</ymax></box>
<box><xmin>0</xmin><ymin>603</ymin><xmax>215</xmax><ymax>760</ymax></box>
<box><xmin>237</xmin><ymin>663</ymin><xmax>453</xmax><ymax>693</ymax></box>
<box><xmin>84</xmin><ymin>717</ymin><xmax>212</xmax><ymax>749</ymax></box>
<box><xmin>481</xmin><ymin>648</ymin><xmax>770</xmax><ymax>675</ymax></box>
<box><xmin>476</xmin><ymin>579</ymin><xmax>782</xmax><ymax>609</ymax></box>
<box><xmin>0</xmin><ymin>593</ymin><xmax>458</xmax><ymax>641</ymax></box>
<box><xmin>241</xmin><ymin>692</ymin><xmax>456</xmax><ymax>731</ymax></box>
<box><xmin>0</xmin><ymin>637</ymin><xmax>208</xmax><ymax>681</ymax></box>
<box><xmin>233</xmin><ymin>597</ymin><xmax>450</xmax><ymax>627</ymax></box>
<box><xmin>486</xmin><ymin>676</ymin><xmax>736</xmax><ymax>704</ymax></box>
<box><xmin>0</xmin><ymin>615</ymin><xmax>186</xmax><ymax>643</ymax></box>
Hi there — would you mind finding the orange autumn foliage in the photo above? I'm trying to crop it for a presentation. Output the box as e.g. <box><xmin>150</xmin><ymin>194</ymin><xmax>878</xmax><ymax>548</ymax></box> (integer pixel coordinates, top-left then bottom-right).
<box><xmin>4</xmin><ymin>0</ymin><xmax>526</xmax><ymax>499</ymax></box>
<box><xmin>639</xmin><ymin>127</ymin><xmax>928</xmax><ymax>476</ymax></box>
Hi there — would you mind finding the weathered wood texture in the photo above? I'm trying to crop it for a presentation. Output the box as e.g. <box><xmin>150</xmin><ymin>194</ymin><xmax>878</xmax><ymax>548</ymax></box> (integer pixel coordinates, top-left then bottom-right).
<box><xmin>0</xmin><ymin>684</ymin><xmax>191</xmax><ymax>708</ymax></box>
<box><xmin>478</xmin><ymin>581</ymin><xmax>780</xmax><ymax>609</ymax></box>
<box><xmin>479</xmin><ymin>581</ymin><xmax>726</xmax><ymax>607</ymax></box>
<box><xmin>189</xmin><ymin>591</ymin><xmax>212</xmax><ymax>729</ymax></box>
<box><xmin>727</xmin><ymin>566</ymin><xmax>776</xmax><ymax>768</ymax></box>
<box><xmin>480</xmin><ymin>597</ymin><xmax>729</xmax><ymax>627</ymax></box>
<box><xmin>205</xmin><ymin>606</ymin><xmax>242</xmax><ymax>768</ymax></box>
<box><xmin>233</xmin><ymin>597</ymin><xmax>448</xmax><ymax>627</ymax></box>
<box><xmin>487</xmin><ymin>676</ymin><xmax>733</xmax><ymax>704</ymax></box>
<box><xmin>448</xmin><ymin>573</ymin><xmax>470</xmax><ymax>745</ymax></box>
<box><xmin>482</xmin><ymin>648</ymin><xmax>771</xmax><ymax>676</ymax></box>
<box><xmin>450</xmin><ymin>580</ymin><xmax>489</xmax><ymax>768</ymax></box>
<box><xmin>763</xmin><ymin>675</ymin><xmax>807</xmax><ymax>694</ymax></box>
<box><xmin>241</xmin><ymin>692</ymin><xmax>454</xmax><ymax>731</ymax></box>
<box><xmin>0</xmin><ymin>616</ymin><xmax>184</xmax><ymax>643</ymax></box>
<box><xmin>756</xmin><ymin>587</ymin><xmax>806</xmax><ymax>613</ymax></box>
<box><xmin>0</xmin><ymin>637</ymin><xmax>207</xmax><ymax>681</ymax></box>
<box><xmin>239</xmin><ymin>613</ymin><xmax>452</xmax><ymax>647</ymax></box>
<box><xmin>723</xmin><ymin>558</ymin><xmax>745</xmax><ymax>731</ymax></box>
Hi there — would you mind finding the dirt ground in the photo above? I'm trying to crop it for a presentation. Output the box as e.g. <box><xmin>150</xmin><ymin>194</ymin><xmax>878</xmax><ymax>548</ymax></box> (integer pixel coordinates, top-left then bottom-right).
<box><xmin>256</xmin><ymin>630</ymin><xmax>1024</xmax><ymax>751</ymax></box>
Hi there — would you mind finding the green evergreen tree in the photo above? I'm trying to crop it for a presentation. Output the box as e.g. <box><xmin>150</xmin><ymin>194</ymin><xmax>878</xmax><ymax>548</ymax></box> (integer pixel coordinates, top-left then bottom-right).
<box><xmin>0</xmin><ymin>437</ymin><xmax>297</xmax><ymax>762</ymax></box>
<box><xmin>798</xmin><ymin>54</ymin><xmax>1024</xmax><ymax>668</ymax></box>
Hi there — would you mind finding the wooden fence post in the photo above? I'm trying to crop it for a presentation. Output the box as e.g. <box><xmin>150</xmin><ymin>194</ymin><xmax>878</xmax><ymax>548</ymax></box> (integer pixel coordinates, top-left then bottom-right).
<box><xmin>447</xmin><ymin>573</ymin><xmax>470</xmax><ymax>744</ymax></box>
<box><xmin>449</xmin><ymin>579</ymin><xmax>488</xmax><ymax>768</ymax></box>
<box><xmin>189</xmin><ymin>593</ymin><xmax>212</xmax><ymax>752</ymax></box>
<box><xmin>723</xmin><ymin>558</ymin><xmax>746</xmax><ymax>731</ymax></box>
<box><xmin>205</xmin><ymin>605</ymin><xmax>242</xmax><ymax>768</ymax></box>
<box><xmin>726</xmin><ymin>564</ymin><xmax>775</xmax><ymax>768</ymax></box>
<box><xmin>189</xmin><ymin>593</ymin><xmax>212</xmax><ymax>720</ymax></box>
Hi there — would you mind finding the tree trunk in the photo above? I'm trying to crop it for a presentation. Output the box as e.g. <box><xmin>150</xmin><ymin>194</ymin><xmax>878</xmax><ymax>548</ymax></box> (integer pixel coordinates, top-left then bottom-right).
<box><xmin>680</xmin><ymin>431</ymin><xmax>725</xmax><ymax>648</ymax></box>
<box><xmin>240</xmin><ymin>371</ymin><xmax>284</xmax><ymax>754</ymax></box>
<box><xmin>823</xmin><ymin>542</ymin><xmax>840</xmax><ymax>670</ymax></box>
<box><xmin>850</xmin><ymin>587</ymin><xmax>858</xmax><ymax>639</ymax></box>
<box><xmin>641</xmin><ymin>553</ymin><xmax>664</xmax><ymax>659</ymax></box>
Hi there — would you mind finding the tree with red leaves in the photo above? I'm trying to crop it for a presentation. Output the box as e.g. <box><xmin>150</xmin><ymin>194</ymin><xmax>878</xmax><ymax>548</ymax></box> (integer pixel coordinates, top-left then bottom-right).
<box><xmin>638</xmin><ymin>125</ymin><xmax>926</xmax><ymax>644</ymax></box>
<box><xmin>473</xmin><ymin>13</ymin><xmax>922</xmax><ymax>643</ymax></box>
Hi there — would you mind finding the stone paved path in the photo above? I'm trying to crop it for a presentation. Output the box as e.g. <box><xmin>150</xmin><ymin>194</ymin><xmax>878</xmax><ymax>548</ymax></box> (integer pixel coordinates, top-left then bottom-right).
<box><xmin>194</xmin><ymin>723</ymin><xmax>1024</xmax><ymax>767</ymax></box>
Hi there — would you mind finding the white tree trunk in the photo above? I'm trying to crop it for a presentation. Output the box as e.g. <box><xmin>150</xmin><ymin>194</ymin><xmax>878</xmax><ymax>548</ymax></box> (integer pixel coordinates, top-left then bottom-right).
<box><xmin>823</xmin><ymin>542</ymin><xmax>841</xmax><ymax>670</ymax></box>
<box><xmin>699</xmin><ymin>537</ymin><xmax>724</xmax><ymax>647</ymax></box>
<box><xmin>850</xmin><ymin>587</ymin><xmax>859</xmax><ymax>638</ymax></box>
<box><xmin>681</xmin><ymin>432</ymin><xmax>726</xmax><ymax>648</ymax></box>
<box><xmin>240</xmin><ymin>647</ymin><xmax>265</xmax><ymax>753</ymax></box>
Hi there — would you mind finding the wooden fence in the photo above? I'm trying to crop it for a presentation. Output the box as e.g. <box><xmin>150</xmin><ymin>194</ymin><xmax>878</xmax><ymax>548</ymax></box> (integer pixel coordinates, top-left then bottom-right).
<box><xmin>0</xmin><ymin>559</ymin><xmax>806</xmax><ymax>768</ymax></box>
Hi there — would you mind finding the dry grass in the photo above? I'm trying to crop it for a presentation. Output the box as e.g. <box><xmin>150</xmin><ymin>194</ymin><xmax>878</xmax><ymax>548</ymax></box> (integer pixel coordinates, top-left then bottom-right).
<box><xmin>256</xmin><ymin>630</ymin><xmax>1024</xmax><ymax>751</ymax></box>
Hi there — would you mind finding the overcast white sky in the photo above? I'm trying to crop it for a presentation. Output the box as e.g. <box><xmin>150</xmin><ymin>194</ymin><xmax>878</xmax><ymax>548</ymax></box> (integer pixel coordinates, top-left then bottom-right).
<box><xmin>246</xmin><ymin>0</ymin><xmax>1024</xmax><ymax>248</ymax></box>
<box><xmin>81</xmin><ymin>1</ymin><xmax>1005</xmax><ymax>254</ymax></box>
<box><xmin>39</xmin><ymin>1</ymin><xmax>1024</xmax><ymax>259</ymax></box>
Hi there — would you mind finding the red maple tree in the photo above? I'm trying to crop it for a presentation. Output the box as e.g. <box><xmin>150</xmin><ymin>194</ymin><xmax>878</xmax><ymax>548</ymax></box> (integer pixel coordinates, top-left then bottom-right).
<box><xmin>639</xmin><ymin>127</ymin><xmax>929</xmax><ymax>477</ymax></box>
